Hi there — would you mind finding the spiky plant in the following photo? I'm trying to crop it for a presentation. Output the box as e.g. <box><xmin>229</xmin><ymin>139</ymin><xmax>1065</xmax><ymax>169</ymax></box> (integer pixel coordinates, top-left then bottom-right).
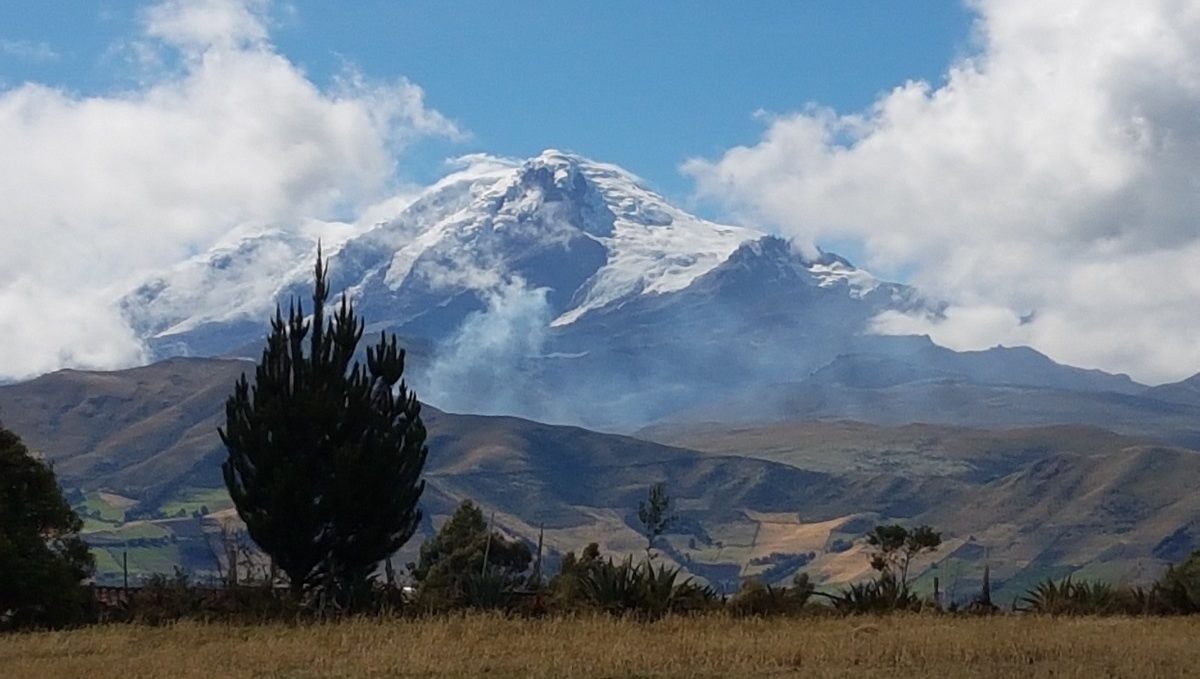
<box><xmin>1018</xmin><ymin>577</ymin><xmax>1121</xmax><ymax>615</ymax></box>
<box><xmin>825</xmin><ymin>574</ymin><xmax>920</xmax><ymax>615</ymax></box>
<box><xmin>1018</xmin><ymin>578</ymin><xmax>1075</xmax><ymax>615</ymax></box>
<box><xmin>580</xmin><ymin>556</ymin><xmax>646</xmax><ymax>615</ymax></box>
<box><xmin>642</xmin><ymin>561</ymin><xmax>681</xmax><ymax>617</ymax></box>
<box><xmin>461</xmin><ymin>570</ymin><xmax>514</xmax><ymax>611</ymax></box>
<box><xmin>577</xmin><ymin>555</ymin><xmax>713</xmax><ymax>618</ymax></box>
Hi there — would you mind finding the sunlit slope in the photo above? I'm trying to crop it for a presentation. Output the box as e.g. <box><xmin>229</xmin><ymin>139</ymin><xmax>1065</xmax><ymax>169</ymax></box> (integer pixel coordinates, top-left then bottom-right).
<box><xmin>3</xmin><ymin>357</ymin><xmax>1199</xmax><ymax>599</ymax></box>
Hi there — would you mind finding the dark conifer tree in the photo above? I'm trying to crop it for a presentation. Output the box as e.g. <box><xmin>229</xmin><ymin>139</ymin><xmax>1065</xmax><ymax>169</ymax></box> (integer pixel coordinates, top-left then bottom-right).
<box><xmin>220</xmin><ymin>250</ymin><xmax>428</xmax><ymax>601</ymax></box>
<box><xmin>637</xmin><ymin>482</ymin><xmax>675</xmax><ymax>557</ymax></box>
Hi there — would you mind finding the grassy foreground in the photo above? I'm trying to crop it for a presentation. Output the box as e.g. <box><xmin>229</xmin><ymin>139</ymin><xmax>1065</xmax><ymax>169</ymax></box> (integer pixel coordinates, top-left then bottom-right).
<box><xmin>4</xmin><ymin>614</ymin><xmax>1200</xmax><ymax>678</ymax></box>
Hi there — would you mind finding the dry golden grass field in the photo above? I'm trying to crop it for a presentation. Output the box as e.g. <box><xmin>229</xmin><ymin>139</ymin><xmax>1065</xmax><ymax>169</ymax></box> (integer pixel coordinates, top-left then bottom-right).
<box><xmin>4</xmin><ymin>614</ymin><xmax>1200</xmax><ymax>678</ymax></box>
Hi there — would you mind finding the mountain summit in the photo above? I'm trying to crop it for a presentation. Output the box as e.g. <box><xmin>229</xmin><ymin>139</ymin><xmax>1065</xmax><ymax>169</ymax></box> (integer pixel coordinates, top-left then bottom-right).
<box><xmin>119</xmin><ymin>150</ymin><xmax>1131</xmax><ymax>429</ymax></box>
<box><xmin>124</xmin><ymin>151</ymin><xmax>767</xmax><ymax>348</ymax></box>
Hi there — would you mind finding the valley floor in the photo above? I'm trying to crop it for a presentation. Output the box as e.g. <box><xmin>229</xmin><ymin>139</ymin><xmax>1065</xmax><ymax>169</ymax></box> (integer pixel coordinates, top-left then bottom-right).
<box><xmin>4</xmin><ymin>614</ymin><xmax>1200</xmax><ymax>678</ymax></box>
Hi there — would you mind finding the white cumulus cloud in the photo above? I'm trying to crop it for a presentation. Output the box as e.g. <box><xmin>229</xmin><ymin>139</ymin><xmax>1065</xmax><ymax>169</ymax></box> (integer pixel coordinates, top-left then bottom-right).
<box><xmin>686</xmin><ymin>0</ymin><xmax>1200</xmax><ymax>384</ymax></box>
<box><xmin>0</xmin><ymin>0</ymin><xmax>460</xmax><ymax>381</ymax></box>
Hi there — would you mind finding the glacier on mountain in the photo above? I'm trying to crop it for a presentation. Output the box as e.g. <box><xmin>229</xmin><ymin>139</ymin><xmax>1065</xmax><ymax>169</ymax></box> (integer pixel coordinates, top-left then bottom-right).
<box><xmin>120</xmin><ymin>149</ymin><xmax>936</xmax><ymax>427</ymax></box>
<box><xmin>125</xmin><ymin>149</ymin><xmax>895</xmax><ymax>348</ymax></box>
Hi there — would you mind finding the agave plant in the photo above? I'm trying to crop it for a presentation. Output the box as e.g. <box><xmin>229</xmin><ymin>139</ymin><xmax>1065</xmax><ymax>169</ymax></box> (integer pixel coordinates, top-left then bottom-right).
<box><xmin>579</xmin><ymin>556</ymin><xmax>715</xmax><ymax>618</ymax></box>
<box><xmin>580</xmin><ymin>556</ymin><xmax>647</xmax><ymax>615</ymax></box>
<box><xmin>642</xmin><ymin>561</ymin><xmax>681</xmax><ymax>617</ymax></box>
<box><xmin>1018</xmin><ymin>578</ymin><xmax>1075</xmax><ymax>615</ymax></box>
<box><xmin>1018</xmin><ymin>577</ymin><xmax>1120</xmax><ymax>615</ymax></box>
<box><xmin>824</xmin><ymin>574</ymin><xmax>919</xmax><ymax>615</ymax></box>
<box><xmin>462</xmin><ymin>569</ymin><xmax>515</xmax><ymax>610</ymax></box>
<box><xmin>828</xmin><ymin>580</ymin><xmax>890</xmax><ymax>615</ymax></box>
<box><xmin>1074</xmin><ymin>580</ymin><xmax>1118</xmax><ymax>614</ymax></box>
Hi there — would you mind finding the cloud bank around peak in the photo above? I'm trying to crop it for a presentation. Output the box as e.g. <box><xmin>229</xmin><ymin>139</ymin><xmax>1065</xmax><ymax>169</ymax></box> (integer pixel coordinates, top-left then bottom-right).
<box><xmin>686</xmin><ymin>0</ymin><xmax>1200</xmax><ymax>384</ymax></box>
<box><xmin>0</xmin><ymin>0</ymin><xmax>460</xmax><ymax>381</ymax></box>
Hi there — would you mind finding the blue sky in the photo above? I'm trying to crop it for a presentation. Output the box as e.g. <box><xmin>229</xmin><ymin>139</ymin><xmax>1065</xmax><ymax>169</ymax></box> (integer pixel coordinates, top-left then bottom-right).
<box><xmin>0</xmin><ymin>1</ymin><xmax>974</xmax><ymax>201</ymax></box>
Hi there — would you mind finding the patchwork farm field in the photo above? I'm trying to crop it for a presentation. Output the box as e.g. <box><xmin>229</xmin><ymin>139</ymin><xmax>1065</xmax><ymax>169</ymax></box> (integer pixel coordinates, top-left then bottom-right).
<box><xmin>5</xmin><ymin>614</ymin><xmax>1200</xmax><ymax>679</ymax></box>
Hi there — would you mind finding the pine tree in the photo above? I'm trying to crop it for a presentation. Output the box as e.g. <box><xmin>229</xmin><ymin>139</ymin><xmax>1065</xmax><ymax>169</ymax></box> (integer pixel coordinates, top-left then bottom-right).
<box><xmin>220</xmin><ymin>250</ymin><xmax>428</xmax><ymax>602</ymax></box>
<box><xmin>0</xmin><ymin>425</ymin><xmax>94</xmax><ymax>629</ymax></box>
<box><xmin>637</xmin><ymin>482</ymin><xmax>675</xmax><ymax>558</ymax></box>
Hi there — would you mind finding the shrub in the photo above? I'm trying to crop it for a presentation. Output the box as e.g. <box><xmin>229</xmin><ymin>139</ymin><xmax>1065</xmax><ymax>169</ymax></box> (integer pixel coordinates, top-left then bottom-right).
<box><xmin>548</xmin><ymin>542</ymin><xmax>601</xmax><ymax>611</ymax></box>
<box><xmin>117</xmin><ymin>568</ymin><xmax>302</xmax><ymax>625</ymax></box>
<box><xmin>670</xmin><ymin>579</ymin><xmax>722</xmax><ymax>615</ymax></box>
<box><xmin>410</xmin><ymin>501</ymin><xmax>531</xmax><ymax>611</ymax></box>
<box><xmin>728</xmin><ymin>573</ymin><xmax>815</xmax><ymax>617</ymax></box>
<box><xmin>1153</xmin><ymin>551</ymin><xmax>1200</xmax><ymax>614</ymax></box>
<box><xmin>128</xmin><ymin>569</ymin><xmax>202</xmax><ymax>625</ymax></box>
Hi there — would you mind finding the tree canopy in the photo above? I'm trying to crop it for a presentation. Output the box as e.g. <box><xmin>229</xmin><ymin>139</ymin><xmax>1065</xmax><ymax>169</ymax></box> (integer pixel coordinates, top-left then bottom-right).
<box><xmin>865</xmin><ymin>523</ymin><xmax>942</xmax><ymax>591</ymax></box>
<box><xmin>410</xmin><ymin>500</ymin><xmax>531</xmax><ymax>608</ymax></box>
<box><xmin>220</xmin><ymin>251</ymin><xmax>428</xmax><ymax>604</ymax></box>
<box><xmin>0</xmin><ymin>425</ymin><xmax>93</xmax><ymax>629</ymax></box>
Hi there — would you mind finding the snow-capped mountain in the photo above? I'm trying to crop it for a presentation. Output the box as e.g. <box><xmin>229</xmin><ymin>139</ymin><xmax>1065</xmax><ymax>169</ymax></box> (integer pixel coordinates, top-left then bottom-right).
<box><xmin>125</xmin><ymin>150</ymin><xmax>894</xmax><ymax>351</ymax></box>
<box><xmin>121</xmin><ymin>149</ymin><xmax>934</xmax><ymax>426</ymax></box>
<box><xmin>122</xmin><ymin>223</ymin><xmax>349</xmax><ymax>357</ymax></box>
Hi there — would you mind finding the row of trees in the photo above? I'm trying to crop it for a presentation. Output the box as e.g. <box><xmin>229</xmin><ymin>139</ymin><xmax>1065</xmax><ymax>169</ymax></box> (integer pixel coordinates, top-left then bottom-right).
<box><xmin>9</xmin><ymin>410</ymin><xmax>1200</xmax><ymax>627</ymax></box>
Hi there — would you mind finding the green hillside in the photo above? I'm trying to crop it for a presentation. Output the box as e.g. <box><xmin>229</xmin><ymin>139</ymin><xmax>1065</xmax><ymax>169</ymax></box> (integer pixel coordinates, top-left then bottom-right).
<box><xmin>3</xmin><ymin>358</ymin><xmax>1200</xmax><ymax>600</ymax></box>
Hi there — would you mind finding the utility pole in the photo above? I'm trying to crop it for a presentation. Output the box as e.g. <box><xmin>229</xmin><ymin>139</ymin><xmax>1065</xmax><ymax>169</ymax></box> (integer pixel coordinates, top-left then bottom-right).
<box><xmin>533</xmin><ymin>523</ymin><xmax>545</xmax><ymax>588</ymax></box>
<box><xmin>481</xmin><ymin>511</ymin><xmax>496</xmax><ymax>577</ymax></box>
